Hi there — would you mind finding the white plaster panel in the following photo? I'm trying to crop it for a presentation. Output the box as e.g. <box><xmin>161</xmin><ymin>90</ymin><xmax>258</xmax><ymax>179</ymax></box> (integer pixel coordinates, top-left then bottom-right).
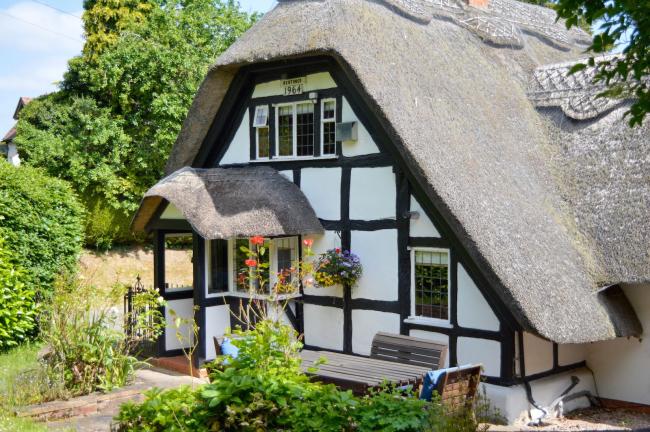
<box><xmin>279</xmin><ymin>170</ymin><xmax>293</xmax><ymax>182</ymax></box>
<box><xmin>300</xmin><ymin>168</ymin><xmax>341</xmax><ymax>220</ymax></box>
<box><xmin>303</xmin><ymin>231</ymin><xmax>344</xmax><ymax>297</ymax></box>
<box><xmin>349</xmin><ymin>167</ymin><xmax>395</xmax><ymax>220</ymax></box>
<box><xmin>165</xmin><ymin>299</ymin><xmax>194</xmax><ymax>351</ymax></box>
<box><xmin>523</xmin><ymin>332</ymin><xmax>553</xmax><ymax>376</ymax></box>
<box><xmin>409</xmin><ymin>196</ymin><xmax>440</xmax><ymax>237</ymax></box>
<box><xmin>408</xmin><ymin>329</ymin><xmax>450</xmax><ymax>368</ymax></box>
<box><xmin>219</xmin><ymin>112</ymin><xmax>249</xmax><ymax>165</ymax></box>
<box><xmin>457</xmin><ymin>264</ymin><xmax>500</xmax><ymax>331</ymax></box>
<box><xmin>557</xmin><ymin>343</ymin><xmax>586</xmax><ymax>367</ymax></box>
<box><xmin>251</xmin><ymin>72</ymin><xmax>337</xmax><ymax>98</ymax></box>
<box><xmin>160</xmin><ymin>203</ymin><xmax>184</xmax><ymax>219</ymax></box>
<box><xmin>205</xmin><ymin>304</ymin><xmax>231</xmax><ymax>360</ymax></box>
<box><xmin>303</xmin><ymin>304</ymin><xmax>343</xmax><ymax>350</ymax></box>
<box><xmin>351</xmin><ymin>230</ymin><xmax>398</xmax><ymax>301</ymax></box>
<box><xmin>481</xmin><ymin>369</ymin><xmax>596</xmax><ymax>425</ymax></box>
<box><xmin>351</xmin><ymin>310</ymin><xmax>401</xmax><ymax>356</ymax></box>
<box><xmin>7</xmin><ymin>143</ymin><xmax>20</xmax><ymax>166</ymax></box>
<box><xmin>586</xmin><ymin>284</ymin><xmax>650</xmax><ymax>405</ymax></box>
<box><xmin>457</xmin><ymin>337</ymin><xmax>500</xmax><ymax>377</ymax></box>
<box><xmin>341</xmin><ymin>96</ymin><xmax>380</xmax><ymax>157</ymax></box>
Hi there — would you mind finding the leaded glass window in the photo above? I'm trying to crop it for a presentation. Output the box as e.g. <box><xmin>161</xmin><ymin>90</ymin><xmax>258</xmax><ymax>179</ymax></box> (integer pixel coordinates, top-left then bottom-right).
<box><xmin>278</xmin><ymin>105</ymin><xmax>293</xmax><ymax>157</ymax></box>
<box><xmin>322</xmin><ymin>99</ymin><xmax>336</xmax><ymax>155</ymax></box>
<box><xmin>296</xmin><ymin>103</ymin><xmax>314</xmax><ymax>156</ymax></box>
<box><xmin>413</xmin><ymin>249</ymin><xmax>449</xmax><ymax>320</ymax></box>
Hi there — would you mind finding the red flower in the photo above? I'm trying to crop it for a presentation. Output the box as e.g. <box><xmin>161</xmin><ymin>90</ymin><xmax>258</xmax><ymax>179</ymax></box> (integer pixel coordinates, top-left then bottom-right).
<box><xmin>250</xmin><ymin>236</ymin><xmax>265</xmax><ymax>245</ymax></box>
<box><xmin>335</xmin><ymin>248</ymin><xmax>341</xmax><ymax>254</ymax></box>
<box><xmin>303</xmin><ymin>238</ymin><xmax>314</xmax><ymax>247</ymax></box>
<box><xmin>245</xmin><ymin>259</ymin><xmax>257</xmax><ymax>267</ymax></box>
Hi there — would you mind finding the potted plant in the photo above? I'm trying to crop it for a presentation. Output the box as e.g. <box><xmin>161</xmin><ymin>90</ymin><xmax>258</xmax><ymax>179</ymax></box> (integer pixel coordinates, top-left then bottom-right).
<box><xmin>314</xmin><ymin>248</ymin><xmax>362</xmax><ymax>288</ymax></box>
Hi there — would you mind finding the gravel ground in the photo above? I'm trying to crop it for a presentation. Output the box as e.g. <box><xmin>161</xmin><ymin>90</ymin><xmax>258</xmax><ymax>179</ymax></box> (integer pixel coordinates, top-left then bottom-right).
<box><xmin>489</xmin><ymin>408</ymin><xmax>650</xmax><ymax>431</ymax></box>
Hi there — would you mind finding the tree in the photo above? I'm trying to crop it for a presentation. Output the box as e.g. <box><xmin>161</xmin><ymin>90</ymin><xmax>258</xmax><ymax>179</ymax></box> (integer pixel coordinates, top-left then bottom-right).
<box><xmin>16</xmin><ymin>0</ymin><xmax>258</xmax><ymax>248</ymax></box>
<box><xmin>555</xmin><ymin>1</ymin><xmax>649</xmax><ymax>126</ymax></box>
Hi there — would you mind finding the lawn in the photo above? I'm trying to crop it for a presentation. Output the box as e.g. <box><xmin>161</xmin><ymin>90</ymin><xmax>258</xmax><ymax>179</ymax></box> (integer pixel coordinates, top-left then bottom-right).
<box><xmin>0</xmin><ymin>343</ymin><xmax>47</xmax><ymax>432</ymax></box>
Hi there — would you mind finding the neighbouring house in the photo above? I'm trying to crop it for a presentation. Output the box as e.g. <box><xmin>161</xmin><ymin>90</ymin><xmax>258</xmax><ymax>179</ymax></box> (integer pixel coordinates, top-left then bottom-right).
<box><xmin>1</xmin><ymin>96</ymin><xmax>31</xmax><ymax>166</ymax></box>
<box><xmin>131</xmin><ymin>0</ymin><xmax>649</xmax><ymax>423</ymax></box>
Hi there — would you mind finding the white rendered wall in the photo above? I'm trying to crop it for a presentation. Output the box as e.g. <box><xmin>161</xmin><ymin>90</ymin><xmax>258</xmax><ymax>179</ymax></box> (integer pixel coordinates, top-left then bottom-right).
<box><xmin>586</xmin><ymin>284</ymin><xmax>650</xmax><ymax>405</ymax></box>
<box><xmin>482</xmin><ymin>369</ymin><xmax>596</xmax><ymax>424</ymax></box>
<box><xmin>7</xmin><ymin>143</ymin><xmax>20</xmax><ymax>166</ymax></box>
<box><xmin>349</xmin><ymin>167</ymin><xmax>395</xmax><ymax>220</ymax></box>
<box><xmin>165</xmin><ymin>298</ymin><xmax>194</xmax><ymax>351</ymax></box>
<box><xmin>303</xmin><ymin>230</ymin><xmax>343</xmax><ymax>297</ymax></box>
<box><xmin>204</xmin><ymin>304</ymin><xmax>231</xmax><ymax>360</ymax></box>
<box><xmin>160</xmin><ymin>203</ymin><xmax>184</xmax><ymax>219</ymax></box>
<box><xmin>251</xmin><ymin>72</ymin><xmax>336</xmax><ymax>98</ymax></box>
<box><xmin>340</xmin><ymin>96</ymin><xmax>380</xmax><ymax>157</ymax></box>
<box><xmin>303</xmin><ymin>304</ymin><xmax>343</xmax><ymax>350</ymax></box>
<box><xmin>408</xmin><ymin>329</ymin><xmax>450</xmax><ymax>368</ymax></box>
<box><xmin>457</xmin><ymin>337</ymin><xmax>500</xmax><ymax>377</ymax></box>
<box><xmin>351</xmin><ymin>310</ymin><xmax>400</xmax><ymax>355</ymax></box>
<box><xmin>557</xmin><ymin>343</ymin><xmax>586</xmax><ymax>367</ymax></box>
<box><xmin>278</xmin><ymin>170</ymin><xmax>293</xmax><ymax>182</ymax></box>
<box><xmin>457</xmin><ymin>264</ymin><xmax>500</xmax><ymax>331</ymax></box>
<box><xmin>523</xmin><ymin>332</ymin><xmax>554</xmax><ymax>376</ymax></box>
<box><xmin>350</xmin><ymin>230</ymin><xmax>398</xmax><ymax>301</ymax></box>
<box><xmin>219</xmin><ymin>110</ymin><xmax>250</xmax><ymax>165</ymax></box>
<box><xmin>300</xmin><ymin>168</ymin><xmax>341</xmax><ymax>220</ymax></box>
<box><xmin>409</xmin><ymin>196</ymin><xmax>440</xmax><ymax>237</ymax></box>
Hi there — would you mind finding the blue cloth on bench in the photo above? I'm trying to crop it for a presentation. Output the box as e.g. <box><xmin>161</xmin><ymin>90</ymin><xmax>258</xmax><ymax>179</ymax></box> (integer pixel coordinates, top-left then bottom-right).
<box><xmin>419</xmin><ymin>364</ymin><xmax>474</xmax><ymax>401</ymax></box>
<box><xmin>220</xmin><ymin>337</ymin><xmax>239</xmax><ymax>361</ymax></box>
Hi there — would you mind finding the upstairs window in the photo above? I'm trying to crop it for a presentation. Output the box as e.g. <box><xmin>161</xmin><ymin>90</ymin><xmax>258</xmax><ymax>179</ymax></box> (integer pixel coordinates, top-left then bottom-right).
<box><xmin>411</xmin><ymin>248</ymin><xmax>450</xmax><ymax>322</ymax></box>
<box><xmin>253</xmin><ymin>105</ymin><xmax>270</xmax><ymax>158</ymax></box>
<box><xmin>276</xmin><ymin>101</ymin><xmax>315</xmax><ymax>158</ymax></box>
<box><xmin>321</xmin><ymin>99</ymin><xmax>336</xmax><ymax>155</ymax></box>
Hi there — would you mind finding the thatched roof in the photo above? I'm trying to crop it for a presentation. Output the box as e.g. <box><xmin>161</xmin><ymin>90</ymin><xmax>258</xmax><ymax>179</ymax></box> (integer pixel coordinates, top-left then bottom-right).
<box><xmin>162</xmin><ymin>0</ymin><xmax>644</xmax><ymax>343</ymax></box>
<box><xmin>132</xmin><ymin>167</ymin><xmax>323</xmax><ymax>239</ymax></box>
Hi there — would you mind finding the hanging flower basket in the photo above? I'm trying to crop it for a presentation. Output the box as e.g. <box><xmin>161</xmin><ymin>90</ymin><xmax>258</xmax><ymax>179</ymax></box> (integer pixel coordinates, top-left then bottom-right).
<box><xmin>314</xmin><ymin>248</ymin><xmax>362</xmax><ymax>288</ymax></box>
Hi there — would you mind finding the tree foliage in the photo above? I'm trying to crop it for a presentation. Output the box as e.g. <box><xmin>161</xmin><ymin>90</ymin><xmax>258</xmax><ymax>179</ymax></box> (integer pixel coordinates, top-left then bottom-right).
<box><xmin>555</xmin><ymin>0</ymin><xmax>649</xmax><ymax>126</ymax></box>
<box><xmin>0</xmin><ymin>162</ymin><xmax>85</xmax><ymax>299</ymax></box>
<box><xmin>15</xmin><ymin>0</ymin><xmax>258</xmax><ymax>247</ymax></box>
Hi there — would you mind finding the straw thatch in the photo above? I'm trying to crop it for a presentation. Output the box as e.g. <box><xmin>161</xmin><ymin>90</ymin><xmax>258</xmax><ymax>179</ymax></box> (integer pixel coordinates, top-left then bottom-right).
<box><xmin>160</xmin><ymin>0</ymin><xmax>645</xmax><ymax>343</ymax></box>
<box><xmin>132</xmin><ymin>166</ymin><xmax>323</xmax><ymax>239</ymax></box>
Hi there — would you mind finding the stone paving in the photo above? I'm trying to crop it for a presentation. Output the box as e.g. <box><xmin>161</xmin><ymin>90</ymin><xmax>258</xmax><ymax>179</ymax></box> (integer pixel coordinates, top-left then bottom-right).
<box><xmin>42</xmin><ymin>367</ymin><xmax>206</xmax><ymax>431</ymax></box>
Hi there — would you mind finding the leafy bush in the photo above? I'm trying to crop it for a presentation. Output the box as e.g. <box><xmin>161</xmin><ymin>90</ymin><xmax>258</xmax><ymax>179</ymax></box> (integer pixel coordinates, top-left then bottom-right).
<box><xmin>0</xmin><ymin>238</ymin><xmax>37</xmax><ymax>351</ymax></box>
<box><xmin>83</xmin><ymin>192</ymin><xmax>142</xmax><ymax>250</ymax></box>
<box><xmin>116</xmin><ymin>319</ymin><xmax>472</xmax><ymax>432</ymax></box>
<box><xmin>0</xmin><ymin>161</ymin><xmax>85</xmax><ymax>299</ymax></box>
<box><xmin>41</xmin><ymin>277</ymin><xmax>164</xmax><ymax>397</ymax></box>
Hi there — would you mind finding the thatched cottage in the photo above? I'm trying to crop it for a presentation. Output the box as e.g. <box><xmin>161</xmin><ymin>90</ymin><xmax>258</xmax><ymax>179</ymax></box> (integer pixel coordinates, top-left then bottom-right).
<box><xmin>132</xmin><ymin>0</ymin><xmax>649</xmax><ymax>422</ymax></box>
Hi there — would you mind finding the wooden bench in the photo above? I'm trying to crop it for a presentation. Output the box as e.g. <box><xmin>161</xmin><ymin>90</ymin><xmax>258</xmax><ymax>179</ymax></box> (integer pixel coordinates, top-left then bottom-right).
<box><xmin>370</xmin><ymin>332</ymin><xmax>447</xmax><ymax>370</ymax></box>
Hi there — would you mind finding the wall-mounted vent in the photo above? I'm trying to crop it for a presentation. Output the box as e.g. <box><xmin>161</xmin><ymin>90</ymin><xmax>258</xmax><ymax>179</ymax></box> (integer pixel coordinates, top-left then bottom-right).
<box><xmin>336</xmin><ymin>121</ymin><xmax>358</xmax><ymax>142</ymax></box>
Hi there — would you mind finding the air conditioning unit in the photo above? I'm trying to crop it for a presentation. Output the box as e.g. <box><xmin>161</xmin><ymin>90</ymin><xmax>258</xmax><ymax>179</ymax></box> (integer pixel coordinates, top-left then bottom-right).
<box><xmin>336</xmin><ymin>121</ymin><xmax>358</xmax><ymax>142</ymax></box>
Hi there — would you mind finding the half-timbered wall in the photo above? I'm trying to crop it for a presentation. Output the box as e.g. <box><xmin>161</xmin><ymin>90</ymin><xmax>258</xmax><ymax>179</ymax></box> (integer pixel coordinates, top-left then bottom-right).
<box><xmin>202</xmin><ymin>70</ymin><xmax>515</xmax><ymax>382</ymax></box>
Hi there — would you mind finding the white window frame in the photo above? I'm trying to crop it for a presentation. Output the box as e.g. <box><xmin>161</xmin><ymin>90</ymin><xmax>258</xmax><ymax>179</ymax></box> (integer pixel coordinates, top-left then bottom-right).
<box><xmin>405</xmin><ymin>247</ymin><xmax>452</xmax><ymax>328</ymax></box>
<box><xmin>320</xmin><ymin>98</ymin><xmax>337</xmax><ymax>156</ymax></box>
<box><xmin>225</xmin><ymin>237</ymin><xmax>299</xmax><ymax>295</ymax></box>
<box><xmin>274</xmin><ymin>100</ymin><xmax>316</xmax><ymax>159</ymax></box>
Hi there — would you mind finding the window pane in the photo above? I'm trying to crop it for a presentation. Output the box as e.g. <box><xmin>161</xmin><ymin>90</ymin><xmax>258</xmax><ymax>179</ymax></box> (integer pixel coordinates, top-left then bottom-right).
<box><xmin>275</xmin><ymin>237</ymin><xmax>296</xmax><ymax>283</ymax></box>
<box><xmin>323</xmin><ymin>100</ymin><xmax>335</xmax><ymax>120</ymax></box>
<box><xmin>233</xmin><ymin>239</ymin><xmax>249</xmax><ymax>292</ymax></box>
<box><xmin>278</xmin><ymin>105</ymin><xmax>293</xmax><ymax>156</ymax></box>
<box><xmin>164</xmin><ymin>233</ymin><xmax>193</xmax><ymax>291</ymax></box>
<box><xmin>323</xmin><ymin>121</ymin><xmax>336</xmax><ymax>155</ymax></box>
<box><xmin>208</xmin><ymin>240</ymin><xmax>228</xmax><ymax>294</ymax></box>
<box><xmin>257</xmin><ymin>127</ymin><xmax>269</xmax><ymax>158</ymax></box>
<box><xmin>414</xmin><ymin>251</ymin><xmax>449</xmax><ymax>320</ymax></box>
<box><xmin>296</xmin><ymin>103</ymin><xmax>314</xmax><ymax>156</ymax></box>
<box><xmin>253</xmin><ymin>105</ymin><xmax>268</xmax><ymax>127</ymax></box>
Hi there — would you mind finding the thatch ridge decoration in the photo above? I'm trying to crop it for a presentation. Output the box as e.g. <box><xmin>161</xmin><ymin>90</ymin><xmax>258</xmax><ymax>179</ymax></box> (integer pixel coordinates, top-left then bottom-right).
<box><xmin>132</xmin><ymin>166</ymin><xmax>324</xmax><ymax>239</ymax></box>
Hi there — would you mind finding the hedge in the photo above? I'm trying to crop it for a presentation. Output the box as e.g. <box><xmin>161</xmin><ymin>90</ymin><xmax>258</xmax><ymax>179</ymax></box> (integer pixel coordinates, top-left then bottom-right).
<box><xmin>0</xmin><ymin>161</ymin><xmax>85</xmax><ymax>299</ymax></box>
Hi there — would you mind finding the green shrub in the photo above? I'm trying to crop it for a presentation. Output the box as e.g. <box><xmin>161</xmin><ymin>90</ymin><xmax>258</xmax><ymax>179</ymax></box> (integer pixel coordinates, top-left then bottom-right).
<box><xmin>116</xmin><ymin>319</ymin><xmax>463</xmax><ymax>432</ymax></box>
<box><xmin>83</xmin><ymin>193</ymin><xmax>142</xmax><ymax>250</ymax></box>
<box><xmin>0</xmin><ymin>238</ymin><xmax>37</xmax><ymax>351</ymax></box>
<box><xmin>41</xmin><ymin>277</ymin><xmax>164</xmax><ymax>397</ymax></box>
<box><xmin>0</xmin><ymin>161</ymin><xmax>85</xmax><ymax>299</ymax></box>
